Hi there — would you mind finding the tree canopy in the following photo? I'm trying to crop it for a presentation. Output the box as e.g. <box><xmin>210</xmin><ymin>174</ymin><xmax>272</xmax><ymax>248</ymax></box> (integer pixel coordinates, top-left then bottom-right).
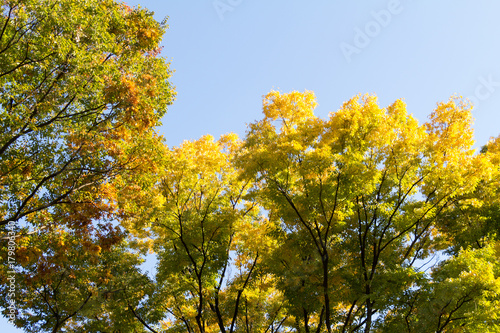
<box><xmin>0</xmin><ymin>0</ymin><xmax>174</xmax><ymax>331</ymax></box>
<box><xmin>0</xmin><ymin>0</ymin><xmax>174</xmax><ymax>228</ymax></box>
<box><xmin>1</xmin><ymin>1</ymin><xmax>500</xmax><ymax>332</ymax></box>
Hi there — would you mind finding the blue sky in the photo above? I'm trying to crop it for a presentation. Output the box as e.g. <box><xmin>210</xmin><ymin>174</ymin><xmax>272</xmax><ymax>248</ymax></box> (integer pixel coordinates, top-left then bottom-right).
<box><xmin>3</xmin><ymin>1</ymin><xmax>500</xmax><ymax>331</ymax></box>
<box><xmin>136</xmin><ymin>0</ymin><xmax>500</xmax><ymax>150</ymax></box>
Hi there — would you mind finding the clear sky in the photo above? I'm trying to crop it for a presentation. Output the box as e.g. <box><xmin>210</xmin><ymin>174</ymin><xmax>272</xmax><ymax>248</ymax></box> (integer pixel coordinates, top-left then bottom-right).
<box><xmin>133</xmin><ymin>0</ymin><xmax>500</xmax><ymax>150</ymax></box>
<box><xmin>3</xmin><ymin>1</ymin><xmax>500</xmax><ymax>331</ymax></box>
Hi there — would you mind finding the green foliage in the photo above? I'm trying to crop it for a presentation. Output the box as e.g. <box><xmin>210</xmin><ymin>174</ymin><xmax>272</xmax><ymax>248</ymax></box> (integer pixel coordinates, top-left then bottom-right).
<box><xmin>0</xmin><ymin>0</ymin><xmax>174</xmax><ymax>227</ymax></box>
<box><xmin>0</xmin><ymin>0</ymin><xmax>174</xmax><ymax>331</ymax></box>
<box><xmin>237</xmin><ymin>91</ymin><xmax>498</xmax><ymax>332</ymax></box>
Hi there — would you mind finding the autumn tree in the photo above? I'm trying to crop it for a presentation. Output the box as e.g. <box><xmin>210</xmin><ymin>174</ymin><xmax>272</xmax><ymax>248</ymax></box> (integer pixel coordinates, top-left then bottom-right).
<box><xmin>238</xmin><ymin>91</ymin><xmax>500</xmax><ymax>332</ymax></box>
<box><xmin>0</xmin><ymin>0</ymin><xmax>174</xmax><ymax>228</ymax></box>
<box><xmin>126</xmin><ymin>134</ymin><xmax>287</xmax><ymax>332</ymax></box>
<box><xmin>0</xmin><ymin>225</ymin><xmax>157</xmax><ymax>332</ymax></box>
<box><xmin>0</xmin><ymin>0</ymin><xmax>174</xmax><ymax>330</ymax></box>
